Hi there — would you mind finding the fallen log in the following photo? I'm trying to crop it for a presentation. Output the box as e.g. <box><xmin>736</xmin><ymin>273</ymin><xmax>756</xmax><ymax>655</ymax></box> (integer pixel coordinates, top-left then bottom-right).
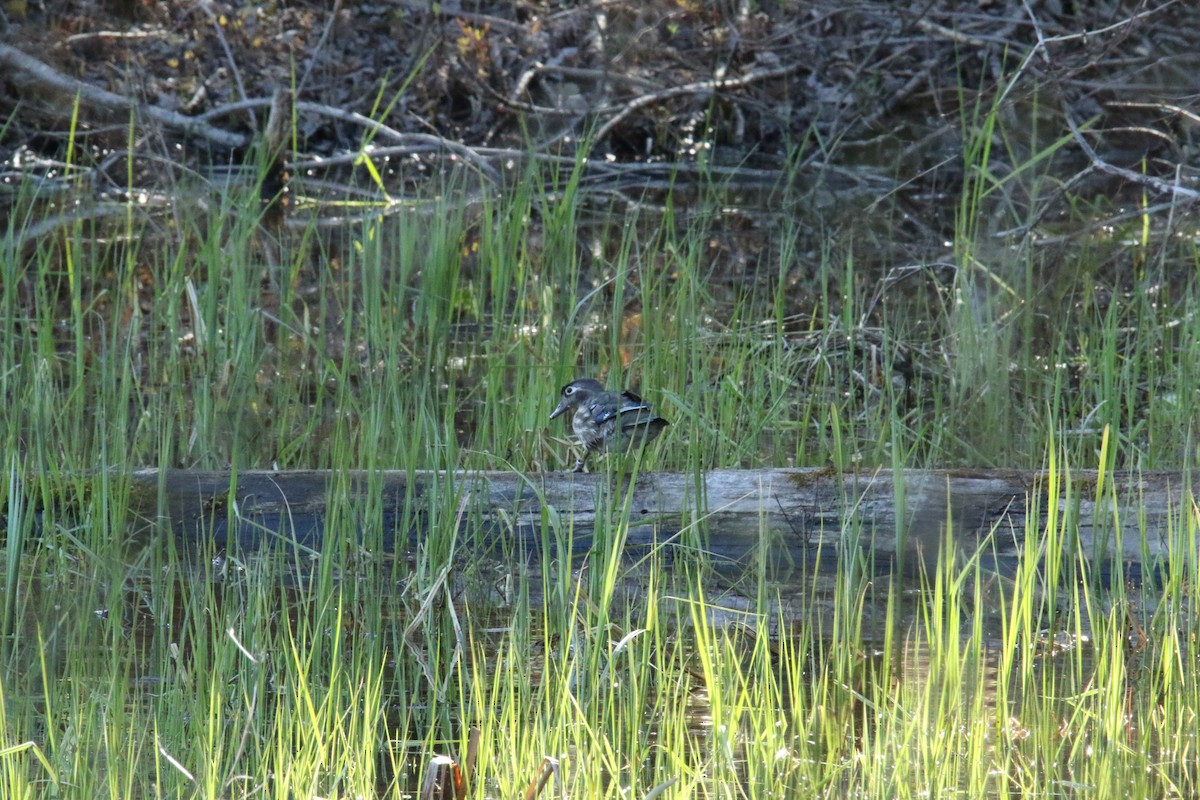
<box><xmin>122</xmin><ymin>468</ymin><xmax>1195</xmax><ymax>580</ymax></box>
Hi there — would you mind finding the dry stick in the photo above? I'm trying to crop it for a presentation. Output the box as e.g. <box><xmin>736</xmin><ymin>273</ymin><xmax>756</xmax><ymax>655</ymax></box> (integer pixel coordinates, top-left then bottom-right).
<box><xmin>1157</xmin><ymin>161</ymin><xmax>1187</xmax><ymax>276</ymax></box>
<box><xmin>419</xmin><ymin>756</ymin><xmax>461</xmax><ymax>800</ymax></box>
<box><xmin>586</xmin><ymin>60</ymin><xmax>805</xmax><ymax>153</ymax></box>
<box><xmin>523</xmin><ymin>757</ymin><xmax>559</xmax><ymax>800</ymax></box>
<box><xmin>462</xmin><ymin>728</ymin><xmax>479</xmax><ymax>793</ymax></box>
<box><xmin>1098</xmin><ymin>103</ymin><xmax>1200</xmax><ymax>128</ymax></box>
<box><xmin>16</xmin><ymin>203</ymin><xmax>152</xmax><ymax>242</ymax></box>
<box><xmin>198</xmin><ymin>97</ymin><xmax>501</xmax><ymax>184</ymax></box>
<box><xmin>991</xmin><ymin>166</ymin><xmax>1097</xmax><ymax>241</ymax></box>
<box><xmin>855</xmin><ymin>57</ymin><xmax>937</xmax><ymax>136</ymax></box>
<box><xmin>1018</xmin><ymin>2</ymin><xmax>1197</xmax><ymax>203</ymax></box>
<box><xmin>296</xmin><ymin>0</ymin><xmax>343</xmax><ymax>98</ymax></box>
<box><xmin>1062</xmin><ymin>108</ymin><xmax>1200</xmax><ymax>202</ymax></box>
<box><xmin>0</xmin><ymin>43</ymin><xmax>247</xmax><ymax>149</ymax></box>
<box><xmin>289</xmin><ymin>101</ymin><xmax>501</xmax><ymax>184</ymax></box>
<box><xmin>1031</xmin><ymin>0</ymin><xmax>1181</xmax><ymax>45</ymax></box>
<box><xmin>912</xmin><ymin>16</ymin><xmax>1017</xmax><ymax>49</ymax></box>
<box><xmin>0</xmin><ymin>44</ymin><xmax>496</xmax><ymax>183</ymax></box>
<box><xmin>193</xmin><ymin>0</ymin><xmax>256</xmax><ymax>130</ymax></box>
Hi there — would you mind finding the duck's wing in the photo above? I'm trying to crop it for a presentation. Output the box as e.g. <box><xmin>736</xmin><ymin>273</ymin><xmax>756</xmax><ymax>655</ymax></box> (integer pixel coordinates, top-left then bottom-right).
<box><xmin>587</xmin><ymin>391</ymin><xmax>645</xmax><ymax>425</ymax></box>
<box><xmin>616</xmin><ymin>405</ymin><xmax>667</xmax><ymax>434</ymax></box>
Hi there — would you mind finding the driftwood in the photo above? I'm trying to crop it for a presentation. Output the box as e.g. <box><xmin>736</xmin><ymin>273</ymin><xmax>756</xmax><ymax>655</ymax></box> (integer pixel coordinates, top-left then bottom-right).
<box><xmin>125</xmin><ymin>468</ymin><xmax>1197</xmax><ymax>579</ymax></box>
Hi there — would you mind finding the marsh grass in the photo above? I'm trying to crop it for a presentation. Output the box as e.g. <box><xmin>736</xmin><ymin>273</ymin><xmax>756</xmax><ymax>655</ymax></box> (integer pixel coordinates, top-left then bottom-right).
<box><xmin>2</xmin><ymin>451</ymin><xmax>1199</xmax><ymax>797</ymax></box>
<box><xmin>3</xmin><ymin>90</ymin><xmax>1200</xmax><ymax>799</ymax></box>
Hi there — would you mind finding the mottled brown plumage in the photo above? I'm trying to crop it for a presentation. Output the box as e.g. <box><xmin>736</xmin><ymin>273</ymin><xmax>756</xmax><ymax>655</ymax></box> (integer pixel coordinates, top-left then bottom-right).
<box><xmin>549</xmin><ymin>379</ymin><xmax>669</xmax><ymax>472</ymax></box>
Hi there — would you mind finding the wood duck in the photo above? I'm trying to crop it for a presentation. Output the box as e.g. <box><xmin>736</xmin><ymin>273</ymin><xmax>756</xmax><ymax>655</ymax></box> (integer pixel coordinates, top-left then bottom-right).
<box><xmin>549</xmin><ymin>378</ymin><xmax>669</xmax><ymax>472</ymax></box>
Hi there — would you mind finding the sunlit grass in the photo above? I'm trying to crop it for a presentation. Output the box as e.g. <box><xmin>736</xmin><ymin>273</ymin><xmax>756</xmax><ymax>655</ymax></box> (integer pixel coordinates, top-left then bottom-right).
<box><xmin>1</xmin><ymin>457</ymin><xmax>1198</xmax><ymax>797</ymax></box>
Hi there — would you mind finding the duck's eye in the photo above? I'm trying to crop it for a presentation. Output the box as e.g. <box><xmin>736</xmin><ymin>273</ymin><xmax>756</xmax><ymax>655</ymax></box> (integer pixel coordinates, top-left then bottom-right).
<box><xmin>564</xmin><ymin>386</ymin><xmax>575</xmax><ymax>396</ymax></box>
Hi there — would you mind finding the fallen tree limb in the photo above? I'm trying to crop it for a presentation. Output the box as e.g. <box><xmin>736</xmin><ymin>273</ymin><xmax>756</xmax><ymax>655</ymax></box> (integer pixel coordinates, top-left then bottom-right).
<box><xmin>0</xmin><ymin>42</ymin><xmax>248</xmax><ymax>149</ymax></box>
<box><xmin>122</xmin><ymin>468</ymin><xmax>1196</xmax><ymax>577</ymax></box>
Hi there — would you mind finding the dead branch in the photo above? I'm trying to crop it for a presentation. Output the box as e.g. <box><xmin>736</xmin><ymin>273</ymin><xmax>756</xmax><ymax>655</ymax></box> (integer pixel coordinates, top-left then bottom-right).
<box><xmin>587</xmin><ymin>59</ymin><xmax>806</xmax><ymax>153</ymax></box>
<box><xmin>1063</xmin><ymin>108</ymin><xmax>1200</xmax><ymax>202</ymax></box>
<box><xmin>0</xmin><ymin>43</ymin><xmax>247</xmax><ymax>149</ymax></box>
<box><xmin>193</xmin><ymin>97</ymin><xmax>501</xmax><ymax>185</ymax></box>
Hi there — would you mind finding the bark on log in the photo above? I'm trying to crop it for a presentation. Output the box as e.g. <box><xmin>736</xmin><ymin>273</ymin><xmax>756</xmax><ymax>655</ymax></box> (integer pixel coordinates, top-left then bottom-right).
<box><xmin>125</xmin><ymin>468</ymin><xmax>1195</xmax><ymax>578</ymax></box>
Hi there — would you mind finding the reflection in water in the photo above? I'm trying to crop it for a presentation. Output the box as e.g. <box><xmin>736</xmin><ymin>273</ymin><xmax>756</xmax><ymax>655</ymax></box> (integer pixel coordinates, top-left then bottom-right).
<box><xmin>7</xmin><ymin>525</ymin><xmax>1179</xmax><ymax>799</ymax></box>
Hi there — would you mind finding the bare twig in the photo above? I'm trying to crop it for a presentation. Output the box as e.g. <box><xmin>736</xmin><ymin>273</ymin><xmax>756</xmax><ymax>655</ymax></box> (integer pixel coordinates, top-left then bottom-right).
<box><xmin>196</xmin><ymin>97</ymin><xmax>500</xmax><ymax>183</ymax></box>
<box><xmin>0</xmin><ymin>43</ymin><xmax>247</xmax><ymax>148</ymax></box>
<box><xmin>1063</xmin><ymin>108</ymin><xmax>1200</xmax><ymax>201</ymax></box>
<box><xmin>587</xmin><ymin>60</ymin><xmax>806</xmax><ymax>152</ymax></box>
<box><xmin>193</xmin><ymin>0</ymin><xmax>256</xmax><ymax>129</ymax></box>
<box><xmin>296</xmin><ymin>0</ymin><xmax>344</xmax><ymax>98</ymax></box>
<box><xmin>1106</xmin><ymin>100</ymin><xmax>1200</xmax><ymax>127</ymax></box>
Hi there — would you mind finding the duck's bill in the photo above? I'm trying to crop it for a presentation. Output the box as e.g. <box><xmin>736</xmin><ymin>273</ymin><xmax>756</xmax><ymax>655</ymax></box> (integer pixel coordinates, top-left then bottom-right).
<box><xmin>549</xmin><ymin>401</ymin><xmax>570</xmax><ymax>420</ymax></box>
